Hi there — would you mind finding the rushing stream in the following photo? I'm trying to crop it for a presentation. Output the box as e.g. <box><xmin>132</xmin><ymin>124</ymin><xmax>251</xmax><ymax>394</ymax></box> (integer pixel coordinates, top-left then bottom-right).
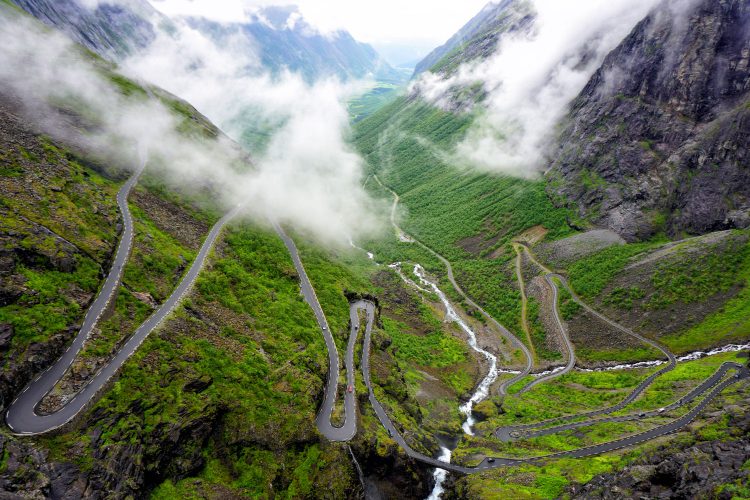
<box><xmin>389</xmin><ymin>262</ymin><xmax>501</xmax><ymax>500</ymax></box>
<box><xmin>411</xmin><ymin>264</ymin><xmax>500</xmax><ymax>435</ymax></box>
<box><xmin>352</xmin><ymin>245</ymin><xmax>749</xmax><ymax>500</ymax></box>
<box><xmin>426</xmin><ymin>446</ymin><xmax>452</xmax><ymax>500</ymax></box>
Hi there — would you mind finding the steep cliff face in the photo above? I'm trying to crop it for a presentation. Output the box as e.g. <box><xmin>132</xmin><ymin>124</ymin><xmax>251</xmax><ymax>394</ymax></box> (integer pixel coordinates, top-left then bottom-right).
<box><xmin>413</xmin><ymin>0</ymin><xmax>534</xmax><ymax>77</ymax></box>
<box><xmin>11</xmin><ymin>0</ymin><xmax>160</xmax><ymax>59</ymax></box>
<box><xmin>549</xmin><ymin>0</ymin><xmax>750</xmax><ymax>241</ymax></box>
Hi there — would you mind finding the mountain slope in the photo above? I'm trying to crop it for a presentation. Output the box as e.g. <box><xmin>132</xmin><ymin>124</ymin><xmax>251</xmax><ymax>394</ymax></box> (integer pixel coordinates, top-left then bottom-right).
<box><xmin>187</xmin><ymin>6</ymin><xmax>402</xmax><ymax>82</ymax></box>
<box><xmin>10</xmin><ymin>0</ymin><xmax>161</xmax><ymax>59</ymax></box>
<box><xmin>0</xmin><ymin>4</ymin><xmax>440</xmax><ymax>498</ymax></box>
<box><xmin>11</xmin><ymin>0</ymin><xmax>401</xmax><ymax>82</ymax></box>
<box><xmin>413</xmin><ymin>0</ymin><xmax>534</xmax><ymax>76</ymax></box>
<box><xmin>548</xmin><ymin>0</ymin><xmax>750</xmax><ymax>241</ymax></box>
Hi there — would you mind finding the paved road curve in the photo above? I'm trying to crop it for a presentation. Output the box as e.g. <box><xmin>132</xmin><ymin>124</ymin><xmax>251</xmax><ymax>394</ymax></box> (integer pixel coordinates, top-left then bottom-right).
<box><xmin>516</xmin><ymin>274</ymin><xmax>577</xmax><ymax>394</ymax></box>
<box><xmin>501</xmin><ymin>361</ymin><xmax>745</xmax><ymax>442</ymax></box>
<box><xmin>6</xmin><ymin>161</ymin><xmax>240</xmax><ymax>434</ymax></box>
<box><xmin>273</xmin><ymin>224</ymin><xmax>357</xmax><ymax>441</ymax></box>
<box><xmin>372</xmin><ymin>175</ymin><xmax>533</xmax><ymax>396</ymax></box>
<box><xmin>353</xmin><ymin>298</ymin><xmax>749</xmax><ymax>473</ymax></box>
<box><xmin>499</xmin><ymin>244</ymin><xmax>678</xmax><ymax>428</ymax></box>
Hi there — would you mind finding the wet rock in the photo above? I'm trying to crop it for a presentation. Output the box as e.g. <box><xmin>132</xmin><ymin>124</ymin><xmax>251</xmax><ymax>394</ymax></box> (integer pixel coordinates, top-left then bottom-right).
<box><xmin>131</xmin><ymin>290</ymin><xmax>158</xmax><ymax>308</ymax></box>
<box><xmin>568</xmin><ymin>394</ymin><xmax>750</xmax><ymax>499</ymax></box>
<box><xmin>183</xmin><ymin>375</ymin><xmax>213</xmax><ymax>393</ymax></box>
<box><xmin>0</xmin><ymin>250</ymin><xmax>15</xmax><ymax>275</ymax></box>
<box><xmin>0</xmin><ymin>324</ymin><xmax>12</xmax><ymax>351</ymax></box>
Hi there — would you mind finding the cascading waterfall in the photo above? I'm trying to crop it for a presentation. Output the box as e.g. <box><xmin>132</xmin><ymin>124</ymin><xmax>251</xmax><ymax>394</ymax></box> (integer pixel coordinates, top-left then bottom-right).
<box><xmin>357</xmin><ymin>248</ymin><xmax>750</xmax><ymax>500</ymax></box>
<box><xmin>401</xmin><ymin>263</ymin><xmax>499</xmax><ymax>500</ymax></box>
<box><xmin>426</xmin><ymin>446</ymin><xmax>452</xmax><ymax>500</ymax></box>
<box><xmin>347</xmin><ymin>238</ymin><xmax>375</xmax><ymax>261</ymax></box>
<box><xmin>411</xmin><ymin>264</ymin><xmax>499</xmax><ymax>435</ymax></box>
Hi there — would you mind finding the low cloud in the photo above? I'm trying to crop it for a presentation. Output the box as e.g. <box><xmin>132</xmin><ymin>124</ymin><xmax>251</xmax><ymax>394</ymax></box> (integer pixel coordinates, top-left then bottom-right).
<box><xmin>411</xmin><ymin>0</ymin><xmax>663</xmax><ymax>178</ymax></box>
<box><xmin>0</xmin><ymin>9</ymin><xmax>380</xmax><ymax>245</ymax></box>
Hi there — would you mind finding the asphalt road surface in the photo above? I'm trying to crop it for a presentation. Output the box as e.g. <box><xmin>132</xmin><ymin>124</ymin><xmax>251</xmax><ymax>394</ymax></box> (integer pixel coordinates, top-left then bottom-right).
<box><xmin>274</xmin><ymin>224</ymin><xmax>357</xmax><ymax>441</ymax></box>
<box><xmin>6</xmin><ymin>161</ymin><xmax>240</xmax><ymax>434</ymax></box>
<box><xmin>517</xmin><ymin>274</ymin><xmax>577</xmax><ymax>394</ymax></box>
<box><xmin>354</xmin><ymin>298</ymin><xmax>749</xmax><ymax>473</ymax></box>
<box><xmin>7</xmin><ymin>167</ymin><xmax>746</xmax><ymax>479</ymax></box>
<box><xmin>497</xmin><ymin>247</ymin><xmax>679</xmax><ymax>437</ymax></box>
<box><xmin>499</xmin><ymin>361</ymin><xmax>746</xmax><ymax>442</ymax></box>
<box><xmin>372</xmin><ymin>175</ymin><xmax>533</xmax><ymax>396</ymax></box>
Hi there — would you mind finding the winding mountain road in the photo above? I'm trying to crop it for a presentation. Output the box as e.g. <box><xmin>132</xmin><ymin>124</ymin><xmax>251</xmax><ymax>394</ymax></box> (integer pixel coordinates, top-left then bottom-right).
<box><xmin>516</xmin><ymin>274</ymin><xmax>577</xmax><ymax>394</ymax></box>
<box><xmin>372</xmin><ymin>175</ymin><xmax>533</xmax><ymax>395</ymax></box>
<box><xmin>507</xmin><ymin>244</ymin><xmax>676</xmax><ymax>404</ymax></box>
<box><xmin>7</xmin><ymin>163</ymin><xmax>747</xmax><ymax>478</ymax></box>
<box><xmin>274</xmin><ymin>224</ymin><xmax>357</xmax><ymax>441</ymax></box>
<box><xmin>353</xmin><ymin>297</ymin><xmax>749</xmax><ymax>473</ymax></box>
<box><xmin>6</xmin><ymin>160</ymin><xmax>241</xmax><ymax>435</ymax></box>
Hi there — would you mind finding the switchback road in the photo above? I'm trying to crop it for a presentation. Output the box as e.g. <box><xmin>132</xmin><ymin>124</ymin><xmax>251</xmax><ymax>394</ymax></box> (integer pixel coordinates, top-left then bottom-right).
<box><xmin>372</xmin><ymin>175</ymin><xmax>533</xmax><ymax>396</ymax></box>
<box><xmin>274</xmin><ymin>224</ymin><xmax>357</xmax><ymax>441</ymax></box>
<box><xmin>6</xmin><ymin>161</ymin><xmax>241</xmax><ymax>435</ymax></box>
<box><xmin>353</xmin><ymin>298</ymin><xmax>749</xmax><ymax>473</ymax></box>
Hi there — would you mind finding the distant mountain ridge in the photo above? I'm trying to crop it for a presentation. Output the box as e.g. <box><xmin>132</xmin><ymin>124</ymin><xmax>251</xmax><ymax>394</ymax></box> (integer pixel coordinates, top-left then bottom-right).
<box><xmin>413</xmin><ymin>0</ymin><xmax>534</xmax><ymax>76</ymax></box>
<box><xmin>11</xmin><ymin>0</ymin><xmax>400</xmax><ymax>82</ymax></box>
<box><xmin>187</xmin><ymin>5</ymin><xmax>402</xmax><ymax>82</ymax></box>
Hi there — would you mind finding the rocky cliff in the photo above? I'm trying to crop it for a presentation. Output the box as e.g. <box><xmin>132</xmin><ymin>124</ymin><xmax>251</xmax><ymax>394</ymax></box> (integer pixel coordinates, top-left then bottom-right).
<box><xmin>413</xmin><ymin>0</ymin><xmax>534</xmax><ymax>77</ymax></box>
<box><xmin>548</xmin><ymin>0</ymin><xmax>750</xmax><ymax>241</ymax></box>
<box><xmin>11</xmin><ymin>0</ymin><xmax>160</xmax><ymax>60</ymax></box>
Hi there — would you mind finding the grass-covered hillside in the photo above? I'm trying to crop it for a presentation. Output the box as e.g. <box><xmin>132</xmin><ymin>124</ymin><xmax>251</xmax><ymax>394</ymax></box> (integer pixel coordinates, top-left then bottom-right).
<box><xmin>545</xmin><ymin>230</ymin><xmax>750</xmax><ymax>356</ymax></box>
<box><xmin>353</xmin><ymin>96</ymin><xmax>575</xmax><ymax>356</ymax></box>
<box><xmin>0</xmin><ymin>12</ymin><xmax>459</xmax><ymax>497</ymax></box>
<box><xmin>452</xmin><ymin>350</ymin><xmax>750</xmax><ymax>499</ymax></box>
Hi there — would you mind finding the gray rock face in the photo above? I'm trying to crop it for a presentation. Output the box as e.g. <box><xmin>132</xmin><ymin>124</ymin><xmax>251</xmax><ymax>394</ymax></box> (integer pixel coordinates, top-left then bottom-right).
<box><xmin>11</xmin><ymin>0</ymin><xmax>160</xmax><ymax>60</ymax></box>
<box><xmin>549</xmin><ymin>0</ymin><xmax>750</xmax><ymax>241</ymax></box>
<box><xmin>569</xmin><ymin>408</ymin><xmax>750</xmax><ymax>499</ymax></box>
<box><xmin>413</xmin><ymin>0</ymin><xmax>534</xmax><ymax>77</ymax></box>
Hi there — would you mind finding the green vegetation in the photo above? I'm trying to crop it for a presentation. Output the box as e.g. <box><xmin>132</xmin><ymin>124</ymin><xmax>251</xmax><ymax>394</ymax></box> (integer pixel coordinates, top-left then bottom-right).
<box><xmin>661</xmin><ymin>235</ymin><xmax>750</xmax><ymax>352</ymax></box>
<box><xmin>568</xmin><ymin>242</ymin><xmax>655</xmax><ymax>299</ymax></box>
<box><xmin>453</xmin><ymin>351</ymin><xmax>748</xmax><ymax>498</ymax></box>
<box><xmin>0</xmin><ymin>258</ymin><xmax>100</xmax><ymax>347</ymax></box>
<box><xmin>348</xmin><ymin>81</ymin><xmax>404</xmax><ymax>122</ymax></box>
<box><xmin>604</xmin><ymin>286</ymin><xmax>645</xmax><ymax>310</ymax></box>
<box><xmin>82</xmin><ymin>286</ymin><xmax>152</xmax><ymax>360</ymax></box>
<box><xmin>123</xmin><ymin>204</ymin><xmax>197</xmax><ymax>301</ymax></box>
<box><xmin>528</xmin><ymin>297</ymin><xmax>562</xmax><ymax>361</ymax></box>
<box><xmin>43</xmin><ymin>224</ymin><xmax>357</xmax><ymax>497</ymax></box>
<box><xmin>108</xmin><ymin>74</ymin><xmax>148</xmax><ymax>98</ymax></box>
<box><xmin>576</xmin><ymin>346</ymin><xmax>664</xmax><ymax>364</ymax></box>
<box><xmin>565</xmin><ymin>231</ymin><xmax>750</xmax><ymax>353</ymax></box>
<box><xmin>354</xmin><ymin>97</ymin><xmax>574</xmax><ymax>349</ymax></box>
<box><xmin>382</xmin><ymin>316</ymin><xmax>468</xmax><ymax>368</ymax></box>
<box><xmin>647</xmin><ymin>236</ymin><xmax>749</xmax><ymax>310</ymax></box>
<box><xmin>0</xmin><ymin>137</ymin><xmax>122</xmax><ymax>350</ymax></box>
<box><xmin>555</xmin><ymin>278</ymin><xmax>582</xmax><ymax>320</ymax></box>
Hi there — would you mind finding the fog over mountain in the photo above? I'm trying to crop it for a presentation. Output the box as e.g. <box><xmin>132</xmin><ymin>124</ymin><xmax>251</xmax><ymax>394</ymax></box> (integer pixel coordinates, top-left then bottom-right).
<box><xmin>411</xmin><ymin>0</ymin><xmax>663</xmax><ymax>177</ymax></box>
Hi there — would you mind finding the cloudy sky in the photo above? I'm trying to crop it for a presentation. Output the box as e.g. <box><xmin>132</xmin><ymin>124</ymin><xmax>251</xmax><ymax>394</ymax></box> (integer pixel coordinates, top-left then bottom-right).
<box><xmin>149</xmin><ymin>0</ymin><xmax>491</xmax><ymax>65</ymax></box>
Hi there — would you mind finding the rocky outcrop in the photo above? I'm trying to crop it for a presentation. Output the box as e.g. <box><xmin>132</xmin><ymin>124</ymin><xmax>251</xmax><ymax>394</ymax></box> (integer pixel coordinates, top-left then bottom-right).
<box><xmin>0</xmin><ymin>400</ymin><xmax>220</xmax><ymax>499</ymax></box>
<box><xmin>568</xmin><ymin>402</ymin><xmax>750</xmax><ymax>498</ymax></box>
<box><xmin>11</xmin><ymin>0</ymin><xmax>160</xmax><ymax>60</ymax></box>
<box><xmin>413</xmin><ymin>0</ymin><xmax>534</xmax><ymax>76</ymax></box>
<box><xmin>549</xmin><ymin>0</ymin><xmax>750</xmax><ymax>241</ymax></box>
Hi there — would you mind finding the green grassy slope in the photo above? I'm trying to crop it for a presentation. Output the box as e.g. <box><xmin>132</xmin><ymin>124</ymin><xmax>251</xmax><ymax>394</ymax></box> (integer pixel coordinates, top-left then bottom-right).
<box><xmin>353</xmin><ymin>96</ymin><xmax>574</xmax><ymax>343</ymax></box>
